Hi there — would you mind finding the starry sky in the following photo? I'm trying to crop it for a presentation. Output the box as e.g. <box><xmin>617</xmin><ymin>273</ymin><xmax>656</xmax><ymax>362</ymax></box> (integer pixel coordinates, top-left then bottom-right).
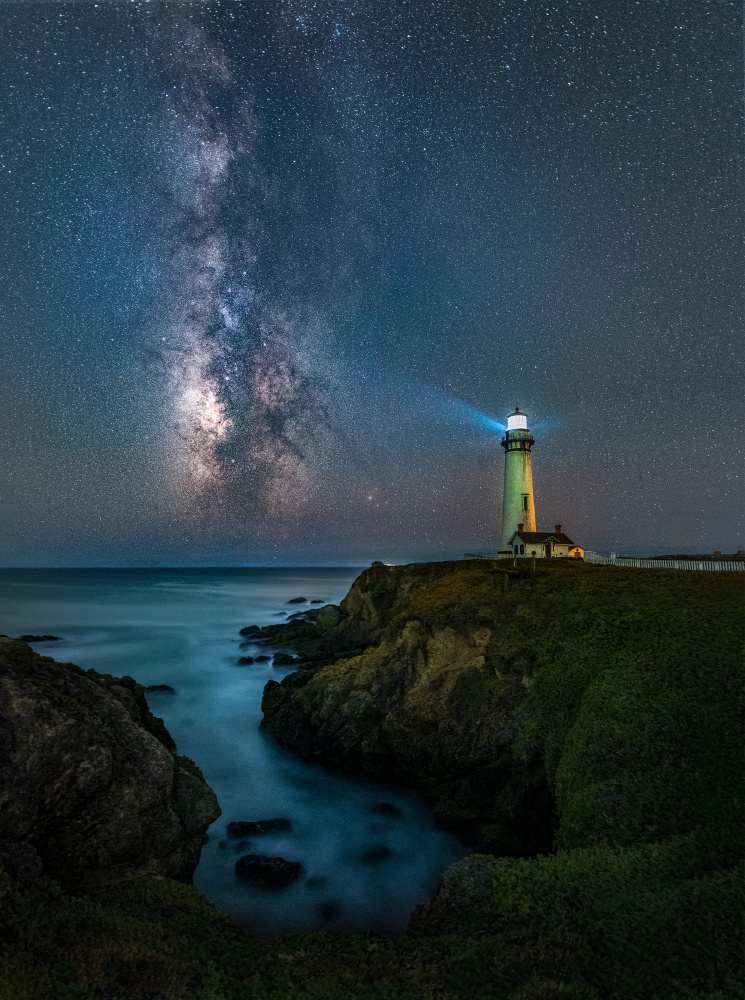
<box><xmin>1</xmin><ymin>0</ymin><xmax>742</xmax><ymax>566</ymax></box>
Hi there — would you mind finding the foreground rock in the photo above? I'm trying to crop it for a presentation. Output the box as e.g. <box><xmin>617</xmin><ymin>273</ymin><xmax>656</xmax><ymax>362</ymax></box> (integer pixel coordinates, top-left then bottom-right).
<box><xmin>408</xmin><ymin>855</ymin><xmax>505</xmax><ymax>936</ymax></box>
<box><xmin>234</xmin><ymin>853</ymin><xmax>305</xmax><ymax>888</ymax></box>
<box><xmin>0</xmin><ymin>636</ymin><xmax>220</xmax><ymax>890</ymax></box>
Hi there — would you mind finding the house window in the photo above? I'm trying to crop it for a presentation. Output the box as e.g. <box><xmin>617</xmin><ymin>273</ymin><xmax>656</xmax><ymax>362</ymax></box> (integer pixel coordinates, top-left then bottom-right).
<box><xmin>520</xmin><ymin>544</ymin><xmax>525</xmax><ymax>555</ymax></box>
<box><xmin>522</xmin><ymin>495</ymin><xmax>529</xmax><ymax>511</ymax></box>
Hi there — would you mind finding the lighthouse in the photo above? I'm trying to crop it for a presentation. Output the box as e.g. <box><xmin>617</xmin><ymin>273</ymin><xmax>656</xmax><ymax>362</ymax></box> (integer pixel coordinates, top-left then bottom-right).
<box><xmin>500</xmin><ymin>407</ymin><xmax>536</xmax><ymax>552</ymax></box>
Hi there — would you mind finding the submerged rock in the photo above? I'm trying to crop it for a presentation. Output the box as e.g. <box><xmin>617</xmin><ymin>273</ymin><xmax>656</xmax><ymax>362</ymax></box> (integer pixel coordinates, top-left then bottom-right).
<box><xmin>234</xmin><ymin>853</ymin><xmax>305</xmax><ymax>888</ymax></box>
<box><xmin>0</xmin><ymin>637</ymin><xmax>220</xmax><ymax>890</ymax></box>
<box><xmin>227</xmin><ymin>818</ymin><xmax>292</xmax><ymax>837</ymax></box>
<box><xmin>286</xmin><ymin>597</ymin><xmax>307</xmax><ymax>604</ymax></box>
<box><xmin>145</xmin><ymin>684</ymin><xmax>176</xmax><ymax>693</ymax></box>
<box><xmin>236</xmin><ymin>656</ymin><xmax>255</xmax><ymax>665</ymax></box>
<box><xmin>368</xmin><ymin>802</ymin><xmax>403</xmax><ymax>819</ymax></box>
<box><xmin>17</xmin><ymin>634</ymin><xmax>61</xmax><ymax>642</ymax></box>
<box><xmin>361</xmin><ymin>845</ymin><xmax>393</xmax><ymax>866</ymax></box>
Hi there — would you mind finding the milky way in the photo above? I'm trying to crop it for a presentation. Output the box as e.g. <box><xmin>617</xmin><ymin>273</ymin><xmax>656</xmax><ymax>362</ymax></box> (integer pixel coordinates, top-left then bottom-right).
<box><xmin>145</xmin><ymin>22</ymin><xmax>331</xmax><ymax>530</ymax></box>
<box><xmin>0</xmin><ymin>1</ymin><xmax>742</xmax><ymax>564</ymax></box>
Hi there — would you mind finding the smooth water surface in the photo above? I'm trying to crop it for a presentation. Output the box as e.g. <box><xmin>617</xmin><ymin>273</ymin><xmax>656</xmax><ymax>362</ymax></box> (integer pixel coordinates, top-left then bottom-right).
<box><xmin>0</xmin><ymin>568</ymin><xmax>469</xmax><ymax>937</ymax></box>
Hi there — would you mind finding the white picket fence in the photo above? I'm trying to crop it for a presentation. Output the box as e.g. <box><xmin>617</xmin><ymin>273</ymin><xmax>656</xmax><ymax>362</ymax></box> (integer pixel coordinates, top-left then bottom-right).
<box><xmin>463</xmin><ymin>552</ymin><xmax>745</xmax><ymax>572</ymax></box>
<box><xmin>588</xmin><ymin>557</ymin><xmax>745</xmax><ymax>572</ymax></box>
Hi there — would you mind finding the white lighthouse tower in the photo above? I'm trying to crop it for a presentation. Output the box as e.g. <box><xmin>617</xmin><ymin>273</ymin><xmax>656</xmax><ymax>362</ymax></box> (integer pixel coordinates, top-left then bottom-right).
<box><xmin>500</xmin><ymin>407</ymin><xmax>536</xmax><ymax>552</ymax></box>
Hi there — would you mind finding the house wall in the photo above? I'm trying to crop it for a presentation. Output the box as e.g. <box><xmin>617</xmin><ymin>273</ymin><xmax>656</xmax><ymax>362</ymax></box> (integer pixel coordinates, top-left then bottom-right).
<box><xmin>510</xmin><ymin>540</ymin><xmax>579</xmax><ymax>559</ymax></box>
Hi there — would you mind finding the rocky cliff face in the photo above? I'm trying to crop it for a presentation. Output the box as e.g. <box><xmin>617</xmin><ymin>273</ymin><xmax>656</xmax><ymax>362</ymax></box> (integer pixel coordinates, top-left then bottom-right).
<box><xmin>0</xmin><ymin>637</ymin><xmax>220</xmax><ymax>890</ymax></box>
<box><xmin>260</xmin><ymin>561</ymin><xmax>555</xmax><ymax>857</ymax></box>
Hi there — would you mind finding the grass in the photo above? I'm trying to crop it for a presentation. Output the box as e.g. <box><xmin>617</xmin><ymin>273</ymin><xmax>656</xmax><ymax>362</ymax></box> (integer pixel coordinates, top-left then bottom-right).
<box><xmin>0</xmin><ymin>561</ymin><xmax>742</xmax><ymax>999</ymax></box>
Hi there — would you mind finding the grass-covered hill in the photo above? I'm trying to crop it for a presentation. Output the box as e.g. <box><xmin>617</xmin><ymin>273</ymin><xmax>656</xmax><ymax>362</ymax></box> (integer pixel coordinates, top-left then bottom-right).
<box><xmin>1</xmin><ymin>561</ymin><xmax>743</xmax><ymax>999</ymax></box>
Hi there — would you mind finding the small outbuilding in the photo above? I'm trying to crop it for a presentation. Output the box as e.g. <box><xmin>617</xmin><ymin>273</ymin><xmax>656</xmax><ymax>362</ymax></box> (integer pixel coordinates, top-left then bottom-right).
<box><xmin>507</xmin><ymin>523</ymin><xmax>583</xmax><ymax>559</ymax></box>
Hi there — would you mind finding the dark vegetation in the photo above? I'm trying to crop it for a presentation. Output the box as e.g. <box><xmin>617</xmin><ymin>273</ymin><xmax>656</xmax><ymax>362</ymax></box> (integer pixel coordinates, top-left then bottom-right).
<box><xmin>1</xmin><ymin>562</ymin><xmax>743</xmax><ymax>999</ymax></box>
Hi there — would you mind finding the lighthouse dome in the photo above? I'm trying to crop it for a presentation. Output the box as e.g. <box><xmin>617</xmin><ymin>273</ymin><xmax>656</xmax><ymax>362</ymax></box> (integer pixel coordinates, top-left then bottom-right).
<box><xmin>507</xmin><ymin>407</ymin><xmax>528</xmax><ymax>431</ymax></box>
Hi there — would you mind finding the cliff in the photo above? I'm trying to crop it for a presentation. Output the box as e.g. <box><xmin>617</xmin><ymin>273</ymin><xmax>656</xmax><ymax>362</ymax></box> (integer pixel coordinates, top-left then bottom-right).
<box><xmin>0</xmin><ymin>636</ymin><xmax>220</xmax><ymax>890</ymax></box>
<box><xmin>261</xmin><ymin>560</ymin><xmax>553</xmax><ymax>855</ymax></box>
<box><xmin>256</xmin><ymin>558</ymin><xmax>744</xmax><ymax>987</ymax></box>
<box><xmin>260</xmin><ymin>560</ymin><xmax>745</xmax><ymax>867</ymax></box>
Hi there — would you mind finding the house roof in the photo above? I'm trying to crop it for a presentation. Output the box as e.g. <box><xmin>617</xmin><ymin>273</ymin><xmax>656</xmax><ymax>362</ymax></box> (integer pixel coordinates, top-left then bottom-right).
<box><xmin>509</xmin><ymin>530</ymin><xmax>576</xmax><ymax>546</ymax></box>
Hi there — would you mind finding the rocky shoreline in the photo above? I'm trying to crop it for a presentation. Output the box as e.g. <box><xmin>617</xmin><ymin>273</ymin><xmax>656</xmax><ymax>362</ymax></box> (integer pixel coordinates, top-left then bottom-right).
<box><xmin>250</xmin><ymin>560</ymin><xmax>555</xmax><ymax>857</ymax></box>
<box><xmin>1</xmin><ymin>560</ymin><xmax>742</xmax><ymax>999</ymax></box>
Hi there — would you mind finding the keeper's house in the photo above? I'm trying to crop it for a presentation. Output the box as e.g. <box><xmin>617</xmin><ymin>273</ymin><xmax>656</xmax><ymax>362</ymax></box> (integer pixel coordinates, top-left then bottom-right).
<box><xmin>507</xmin><ymin>523</ymin><xmax>584</xmax><ymax>560</ymax></box>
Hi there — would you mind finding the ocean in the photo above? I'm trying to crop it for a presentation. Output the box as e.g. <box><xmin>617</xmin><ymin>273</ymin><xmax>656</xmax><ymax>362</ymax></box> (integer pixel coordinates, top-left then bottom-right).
<box><xmin>0</xmin><ymin>567</ymin><xmax>470</xmax><ymax>937</ymax></box>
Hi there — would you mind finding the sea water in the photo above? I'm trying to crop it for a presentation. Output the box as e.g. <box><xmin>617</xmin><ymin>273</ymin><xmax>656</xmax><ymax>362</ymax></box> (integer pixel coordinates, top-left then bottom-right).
<box><xmin>0</xmin><ymin>568</ymin><xmax>469</xmax><ymax>937</ymax></box>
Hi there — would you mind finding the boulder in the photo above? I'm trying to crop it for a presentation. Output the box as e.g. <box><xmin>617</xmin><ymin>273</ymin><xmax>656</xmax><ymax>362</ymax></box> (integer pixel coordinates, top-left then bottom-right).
<box><xmin>408</xmin><ymin>855</ymin><xmax>505</xmax><ymax>936</ymax></box>
<box><xmin>239</xmin><ymin>625</ymin><xmax>262</xmax><ymax>637</ymax></box>
<box><xmin>227</xmin><ymin>818</ymin><xmax>292</xmax><ymax>837</ymax></box>
<box><xmin>0</xmin><ymin>637</ymin><xmax>220</xmax><ymax>890</ymax></box>
<box><xmin>272</xmin><ymin>653</ymin><xmax>296</xmax><ymax>667</ymax></box>
<box><xmin>286</xmin><ymin>597</ymin><xmax>307</xmax><ymax>604</ymax></box>
<box><xmin>255</xmin><ymin>655</ymin><xmax>270</xmax><ymax>662</ymax></box>
<box><xmin>145</xmin><ymin>684</ymin><xmax>176</xmax><ymax>693</ymax></box>
<box><xmin>237</xmin><ymin>656</ymin><xmax>255</xmax><ymax>665</ymax></box>
<box><xmin>314</xmin><ymin>604</ymin><xmax>342</xmax><ymax>632</ymax></box>
<box><xmin>234</xmin><ymin>853</ymin><xmax>305</xmax><ymax>888</ymax></box>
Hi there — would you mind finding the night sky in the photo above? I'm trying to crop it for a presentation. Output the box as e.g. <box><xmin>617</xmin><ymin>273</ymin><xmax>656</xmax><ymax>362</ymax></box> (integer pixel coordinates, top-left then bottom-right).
<box><xmin>1</xmin><ymin>0</ymin><xmax>741</xmax><ymax>566</ymax></box>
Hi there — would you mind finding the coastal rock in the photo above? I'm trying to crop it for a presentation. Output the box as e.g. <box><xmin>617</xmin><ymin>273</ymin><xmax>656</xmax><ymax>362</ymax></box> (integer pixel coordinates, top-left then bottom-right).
<box><xmin>227</xmin><ymin>818</ymin><xmax>292</xmax><ymax>837</ymax></box>
<box><xmin>237</xmin><ymin>656</ymin><xmax>255</xmax><ymax>665</ymax></box>
<box><xmin>145</xmin><ymin>683</ymin><xmax>176</xmax><ymax>693</ymax></box>
<box><xmin>314</xmin><ymin>604</ymin><xmax>342</xmax><ymax>632</ymax></box>
<box><xmin>260</xmin><ymin>561</ymin><xmax>556</xmax><ymax>856</ymax></box>
<box><xmin>272</xmin><ymin>653</ymin><xmax>296</xmax><ymax>667</ymax></box>
<box><xmin>234</xmin><ymin>853</ymin><xmax>305</xmax><ymax>888</ymax></box>
<box><xmin>0</xmin><ymin>637</ymin><xmax>220</xmax><ymax>890</ymax></box>
<box><xmin>286</xmin><ymin>597</ymin><xmax>307</xmax><ymax>604</ymax></box>
<box><xmin>407</xmin><ymin>855</ymin><xmax>505</xmax><ymax>936</ymax></box>
<box><xmin>18</xmin><ymin>634</ymin><xmax>61</xmax><ymax>642</ymax></box>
